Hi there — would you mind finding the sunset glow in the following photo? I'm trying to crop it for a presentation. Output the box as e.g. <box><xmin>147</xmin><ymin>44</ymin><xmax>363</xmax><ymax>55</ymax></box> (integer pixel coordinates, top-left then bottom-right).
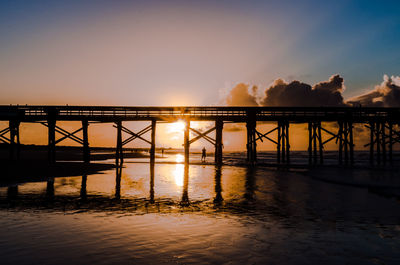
<box><xmin>1</xmin><ymin>1</ymin><xmax>400</xmax><ymax>264</ymax></box>
<box><xmin>167</xmin><ymin>121</ymin><xmax>186</xmax><ymax>134</ymax></box>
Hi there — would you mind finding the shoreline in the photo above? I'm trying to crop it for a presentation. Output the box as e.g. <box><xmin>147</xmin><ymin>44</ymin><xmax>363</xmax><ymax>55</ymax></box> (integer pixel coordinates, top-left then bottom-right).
<box><xmin>0</xmin><ymin>161</ymin><xmax>114</xmax><ymax>187</ymax></box>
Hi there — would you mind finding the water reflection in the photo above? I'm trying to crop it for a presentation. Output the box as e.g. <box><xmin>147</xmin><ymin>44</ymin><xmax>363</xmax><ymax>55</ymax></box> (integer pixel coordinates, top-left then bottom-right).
<box><xmin>175</xmin><ymin>154</ymin><xmax>184</xmax><ymax>163</ymax></box>
<box><xmin>7</xmin><ymin>185</ymin><xmax>18</xmax><ymax>200</ymax></box>
<box><xmin>244</xmin><ymin>167</ymin><xmax>256</xmax><ymax>202</ymax></box>
<box><xmin>149</xmin><ymin>161</ymin><xmax>155</xmax><ymax>203</ymax></box>
<box><xmin>214</xmin><ymin>166</ymin><xmax>223</xmax><ymax>204</ymax></box>
<box><xmin>173</xmin><ymin>154</ymin><xmax>185</xmax><ymax>187</ymax></box>
<box><xmin>46</xmin><ymin>178</ymin><xmax>54</xmax><ymax>200</ymax></box>
<box><xmin>0</xmin><ymin>161</ymin><xmax>399</xmax><ymax>226</ymax></box>
<box><xmin>181</xmin><ymin>163</ymin><xmax>189</xmax><ymax>204</ymax></box>
<box><xmin>173</xmin><ymin>164</ymin><xmax>184</xmax><ymax>187</ymax></box>
<box><xmin>80</xmin><ymin>175</ymin><xmax>87</xmax><ymax>200</ymax></box>
<box><xmin>115</xmin><ymin>167</ymin><xmax>122</xmax><ymax>200</ymax></box>
<box><xmin>0</xmin><ymin>157</ymin><xmax>400</xmax><ymax>265</ymax></box>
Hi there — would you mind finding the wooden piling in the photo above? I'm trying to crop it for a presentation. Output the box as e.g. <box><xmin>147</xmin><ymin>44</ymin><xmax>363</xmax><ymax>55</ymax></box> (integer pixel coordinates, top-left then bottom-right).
<box><xmin>48</xmin><ymin>119</ymin><xmax>56</xmax><ymax>164</ymax></box>
<box><xmin>369</xmin><ymin>121</ymin><xmax>374</xmax><ymax>165</ymax></box>
<box><xmin>376</xmin><ymin>121</ymin><xmax>381</xmax><ymax>165</ymax></box>
<box><xmin>215</xmin><ymin>119</ymin><xmax>223</xmax><ymax>165</ymax></box>
<box><xmin>349</xmin><ymin>121</ymin><xmax>354</xmax><ymax>165</ymax></box>
<box><xmin>150</xmin><ymin>119</ymin><xmax>156</xmax><ymax>163</ymax></box>
<box><xmin>313</xmin><ymin>122</ymin><xmax>317</xmax><ymax>164</ymax></box>
<box><xmin>381</xmin><ymin>122</ymin><xmax>386</xmax><ymax>165</ymax></box>
<box><xmin>318</xmin><ymin>122</ymin><xmax>323</xmax><ymax>164</ymax></box>
<box><xmin>82</xmin><ymin>120</ymin><xmax>90</xmax><ymax>163</ymax></box>
<box><xmin>184</xmin><ymin>119</ymin><xmax>190</xmax><ymax>165</ymax></box>
<box><xmin>277</xmin><ymin>122</ymin><xmax>281</xmax><ymax>164</ymax></box>
<box><xmin>115</xmin><ymin>121</ymin><xmax>123</xmax><ymax>166</ymax></box>
<box><xmin>246</xmin><ymin>118</ymin><xmax>256</xmax><ymax>164</ymax></box>
<box><xmin>285</xmin><ymin>121</ymin><xmax>290</xmax><ymax>163</ymax></box>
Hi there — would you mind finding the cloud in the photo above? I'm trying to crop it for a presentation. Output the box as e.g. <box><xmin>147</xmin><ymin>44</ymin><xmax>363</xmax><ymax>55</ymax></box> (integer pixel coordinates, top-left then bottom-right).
<box><xmin>224</xmin><ymin>74</ymin><xmax>400</xmax><ymax>108</ymax></box>
<box><xmin>347</xmin><ymin>75</ymin><xmax>400</xmax><ymax>107</ymax></box>
<box><xmin>226</xmin><ymin>83</ymin><xmax>259</xmax><ymax>106</ymax></box>
<box><xmin>224</xmin><ymin>124</ymin><xmax>244</xmax><ymax>132</ymax></box>
<box><xmin>260</xmin><ymin>74</ymin><xmax>345</xmax><ymax>107</ymax></box>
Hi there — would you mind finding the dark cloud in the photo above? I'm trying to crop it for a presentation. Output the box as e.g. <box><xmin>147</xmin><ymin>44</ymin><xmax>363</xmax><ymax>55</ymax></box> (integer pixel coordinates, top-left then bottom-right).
<box><xmin>348</xmin><ymin>75</ymin><xmax>400</xmax><ymax>107</ymax></box>
<box><xmin>226</xmin><ymin>83</ymin><xmax>258</xmax><ymax>106</ymax></box>
<box><xmin>260</xmin><ymin>74</ymin><xmax>345</xmax><ymax>107</ymax></box>
<box><xmin>225</xmin><ymin>74</ymin><xmax>400</xmax><ymax>108</ymax></box>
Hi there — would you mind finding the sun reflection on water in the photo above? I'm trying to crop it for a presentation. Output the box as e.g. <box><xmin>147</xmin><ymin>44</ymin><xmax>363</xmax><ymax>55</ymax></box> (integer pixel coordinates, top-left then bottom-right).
<box><xmin>173</xmin><ymin>164</ymin><xmax>184</xmax><ymax>187</ymax></box>
<box><xmin>174</xmin><ymin>154</ymin><xmax>185</xmax><ymax>187</ymax></box>
<box><xmin>175</xmin><ymin>154</ymin><xmax>184</xmax><ymax>163</ymax></box>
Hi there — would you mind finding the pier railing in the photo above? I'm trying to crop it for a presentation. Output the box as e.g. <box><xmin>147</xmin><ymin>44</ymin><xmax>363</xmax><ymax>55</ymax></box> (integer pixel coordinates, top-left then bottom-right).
<box><xmin>1</xmin><ymin>106</ymin><xmax>399</xmax><ymax>122</ymax></box>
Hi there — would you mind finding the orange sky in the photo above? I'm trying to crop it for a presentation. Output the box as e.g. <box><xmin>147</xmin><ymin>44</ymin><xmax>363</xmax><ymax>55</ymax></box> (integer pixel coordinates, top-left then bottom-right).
<box><xmin>1</xmin><ymin>2</ymin><xmax>398</xmax><ymax>151</ymax></box>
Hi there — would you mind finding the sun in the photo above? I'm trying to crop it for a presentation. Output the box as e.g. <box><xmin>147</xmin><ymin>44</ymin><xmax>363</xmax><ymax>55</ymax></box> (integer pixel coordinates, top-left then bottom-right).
<box><xmin>168</xmin><ymin>120</ymin><xmax>186</xmax><ymax>134</ymax></box>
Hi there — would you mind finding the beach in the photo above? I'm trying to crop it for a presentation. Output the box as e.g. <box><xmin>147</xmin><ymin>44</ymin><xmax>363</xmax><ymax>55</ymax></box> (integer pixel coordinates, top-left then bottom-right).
<box><xmin>0</xmin><ymin>152</ymin><xmax>399</xmax><ymax>264</ymax></box>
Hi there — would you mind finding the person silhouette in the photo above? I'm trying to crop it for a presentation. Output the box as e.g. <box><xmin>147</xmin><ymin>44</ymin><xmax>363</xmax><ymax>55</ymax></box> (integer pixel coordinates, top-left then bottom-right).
<box><xmin>201</xmin><ymin>147</ymin><xmax>206</xmax><ymax>162</ymax></box>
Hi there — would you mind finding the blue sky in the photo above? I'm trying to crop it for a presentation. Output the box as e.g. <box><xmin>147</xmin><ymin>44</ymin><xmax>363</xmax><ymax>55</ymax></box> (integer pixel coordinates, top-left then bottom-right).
<box><xmin>0</xmin><ymin>0</ymin><xmax>399</xmax><ymax>104</ymax></box>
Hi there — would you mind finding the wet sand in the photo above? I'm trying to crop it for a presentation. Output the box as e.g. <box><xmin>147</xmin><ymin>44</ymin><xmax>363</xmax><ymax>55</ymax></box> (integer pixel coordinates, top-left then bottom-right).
<box><xmin>0</xmin><ymin>153</ymin><xmax>399</xmax><ymax>264</ymax></box>
<box><xmin>0</xmin><ymin>144</ymin><xmax>150</xmax><ymax>161</ymax></box>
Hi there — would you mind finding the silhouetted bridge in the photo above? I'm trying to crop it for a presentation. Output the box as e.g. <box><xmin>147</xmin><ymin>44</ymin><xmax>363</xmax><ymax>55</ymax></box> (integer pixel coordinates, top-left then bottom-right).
<box><xmin>1</xmin><ymin>105</ymin><xmax>400</xmax><ymax>166</ymax></box>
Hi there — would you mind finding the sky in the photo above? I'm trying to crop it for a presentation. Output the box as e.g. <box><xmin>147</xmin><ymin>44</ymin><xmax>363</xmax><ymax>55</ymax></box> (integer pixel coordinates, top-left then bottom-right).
<box><xmin>1</xmin><ymin>0</ymin><xmax>400</xmax><ymax>150</ymax></box>
<box><xmin>1</xmin><ymin>0</ymin><xmax>399</xmax><ymax>106</ymax></box>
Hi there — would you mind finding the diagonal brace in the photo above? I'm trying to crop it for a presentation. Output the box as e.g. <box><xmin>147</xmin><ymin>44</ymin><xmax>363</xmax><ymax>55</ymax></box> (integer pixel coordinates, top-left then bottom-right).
<box><xmin>55</xmin><ymin>127</ymin><xmax>83</xmax><ymax>144</ymax></box>
<box><xmin>114</xmin><ymin>124</ymin><xmax>152</xmax><ymax>146</ymax></box>
<box><xmin>254</xmin><ymin>127</ymin><xmax>278</xmax><ymax>144</ymax></box>
<box><xmin>41</xmin><ymin>122</ymin><xmax>84</xmax><ymax>145</ymax></box>
<box><xmin>189</xmin><ymin>127</ymin><xmax>216</xmax><ymax>145</ymax></box>
<box><xmin>0</xmin><ymin>127</ymin><xmax>11</xmax><ymax>143</ymax></box>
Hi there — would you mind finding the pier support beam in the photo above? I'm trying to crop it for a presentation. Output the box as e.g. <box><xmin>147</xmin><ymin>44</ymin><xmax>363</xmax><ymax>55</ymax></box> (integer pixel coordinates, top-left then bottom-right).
<box><xmin>337</xmin><ymin>120</ymin><xmax>354</xmax><ymax>165</ymax></box>
<box><xmin>308</xmin><ymin>121</ymin><xmax>323</xmax><ymax>165</ymax></box>
<box><xmin>47</xmin><ymin>119</ymin><xmax>56</xmax><ymax>164</ymax></box>
<box><xmin>381</xmin><ymin>121</ymin><xmax>386</xmax><ymax>165</ymax></box>
<box><xmin>113</xmin><ymin>121</ymin><xmax>155</xmax><ymax>165</ymax></box>
<box><xmin>365</xmin><ymin>120</ymin><xmax>394</xmax><ymax>166</ymax></box>
<box><xmin>46</xmin><ymin>108</ymin><xmax>57</xmax><ymax>164</ymax></box>
<box><xmin>187</xmin><ymin>121</ymin><xmax>222</xmax><ymax>164</ymax></box>
<box><xmin>246</xmin><ymin>120</ymin><xmax>257</xmax><ymax>164</ymax></box>
<box><xmin>349</xmin><ymin>121</ymin><xmax>354</xmax><ymax>165</ymax></box>
<box><xmin>150</xmin><ymin>119</ymin><xmax>156</xmax><ymax>163</ymax></box>
<box><xmin>369</xmin><ymin>121</ymin><xmax>374</xmax><ymax>165</ymax></box>
<box><xmin>277</xmin><ymin>121</ymin><xmax>290</xmax><ymax>164</ymax></box>
<box><xmin>184</xmin><ymin>119</ymin><xmax>190</xmax><ymax>165</ymax></box>
<box><xmin>115</xmin><ymin>121</ymin><xmax>123</xmax><ymax>167</ymax></box>
<box><xmin>215</xmin><ymin>119</ymin><xmax>223</xmax><ymax>165</ymax></box>
<box><xmin>41</xmin><ymin>119</ymin><xmax>89</xmax><ymax>164</ymax></box>
<box><xmin>82</xmin><ymin>120</ymin><xmax>90</xmax><ymax>163</ymax></box>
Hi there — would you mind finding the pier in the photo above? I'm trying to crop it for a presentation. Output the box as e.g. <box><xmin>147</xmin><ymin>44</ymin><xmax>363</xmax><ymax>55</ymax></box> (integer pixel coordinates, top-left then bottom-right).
<box><xmin>0</xmin><ymin>105</ymin><xmax>399</xmax><ymax>166</ymax></box>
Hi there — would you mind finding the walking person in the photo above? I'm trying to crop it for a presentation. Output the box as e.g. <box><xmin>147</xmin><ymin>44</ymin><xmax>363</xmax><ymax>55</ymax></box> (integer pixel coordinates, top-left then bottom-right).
<box><xmin>201</xmin><ymin>147</ymin><xmax>207</xmax><ymax>163</ymax></box>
